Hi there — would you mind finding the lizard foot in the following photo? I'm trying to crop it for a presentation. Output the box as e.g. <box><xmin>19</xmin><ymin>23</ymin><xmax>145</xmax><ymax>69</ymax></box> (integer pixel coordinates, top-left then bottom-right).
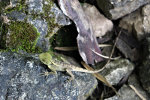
<box><xmin>40</xmin><ymin>71</ymin><xmax>57</xmax><ymax>76</ymax></box>
<box><xmin>65</xmin><ymin>69</ymin><xmax>75</xmax><ymax>82</ymax></box>
<box><xmin>65</xmin><ymin>77</ymin><xmax>74</xmax><ymax>83</ymax></box>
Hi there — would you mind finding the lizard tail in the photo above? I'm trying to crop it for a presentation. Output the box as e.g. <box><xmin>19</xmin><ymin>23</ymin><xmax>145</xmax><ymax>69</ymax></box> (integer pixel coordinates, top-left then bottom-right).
<box><xmin>71</xmin><ymin>67</ymin><xmax>103</xmax><ymax>73</ymax></box>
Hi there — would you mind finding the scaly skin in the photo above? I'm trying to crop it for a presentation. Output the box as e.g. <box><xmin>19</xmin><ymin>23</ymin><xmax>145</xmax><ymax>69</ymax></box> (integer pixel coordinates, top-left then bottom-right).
<box><xmin>39</xmin><ymin>52</ymin><xmax>103</xmax><ymax>80</ymax></box>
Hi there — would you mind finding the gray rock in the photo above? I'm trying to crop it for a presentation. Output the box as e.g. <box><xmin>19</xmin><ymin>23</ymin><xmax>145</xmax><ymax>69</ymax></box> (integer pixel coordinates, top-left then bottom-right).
<box><xmin>96</xmin><ymin>0</ymin><xmax>150</xmax><ymax>20</ymax></box>
<box><xmin>105</xmin><ymin>85</ymin><xmax>144</xmax><ymax>100</ymax></box>
<box><xmin>128</xmin><ymin>74</ymin><xmax>149</xmax><ymax>99</ymax></box>
<box><xmin>26</xmin><ymin>0</ymin><xmax>43</xmax><ymax>14</ymax></box>
<box><xmin>0</xmin><ymin>52</ymin><xmax>97</xmax><ymax>100</ymax></box>
<box><xmin>142</xmin><ymin>4</ymin><xmax>150</xmax><ymax>35</ymax></box>
<box><xmin>119</xmin><ymin>4</ymin><xmax>150</xmax><ymax>40</ymax></box>
<box><xmin>0</xmin><ymin>0</ymin><xmax>71</xmax><ymax>52</ymax></box>
<box><xmin>138</xmin><ymin>37</ymin><xmax>150</xmax><ymax>94</ymax></box>
<box><xmin>105</xmin><ymin>74</ymin><xmax>149</xmax><ymax>100</ymax></box>
<box><xmin>100</xmin><ymin>59</ymin><xmax>134</xmax><ymax>85</ymax></box>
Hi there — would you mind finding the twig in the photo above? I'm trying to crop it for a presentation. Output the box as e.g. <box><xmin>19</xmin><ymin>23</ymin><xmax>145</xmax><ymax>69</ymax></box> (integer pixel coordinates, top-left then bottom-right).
<box><xmin>92</xmin><ymin>30</ymin><xmax>122</xmax><ymax>72</ymax></box>
<box><xmin>54</xmin><ymin>47</ymin><xmax>77</xmax><ymax>51</ymax></box>
<box><xmin>98</xmin><ymin>44</ymin><xmax>112</xmax><ymax>47</ymax></box>
<box><xmin>129</xmin><ymin>85</ymin><xmax>146</xmax><ymax>100</ymax></box>
<box><xmin>81</xmin><ymin>61</ymin><xmax>119</xmax><ymax>96</ymax></box>
<box><xmin>54</xmin><ymin>44</ymin><xmax>112</xmax><ymax>51</ymax></box>
<box><xmin>91</xmin><ymin>49</ymin><xmax>120</xmax><ymax>60</ymax></box>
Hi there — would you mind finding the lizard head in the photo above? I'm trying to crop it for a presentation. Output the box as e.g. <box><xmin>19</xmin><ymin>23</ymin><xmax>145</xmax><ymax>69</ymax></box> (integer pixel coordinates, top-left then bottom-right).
<box><xmin>39</xmin><ymin>52</ymin><xmax>52</xmax><ymax>65</ymax></box>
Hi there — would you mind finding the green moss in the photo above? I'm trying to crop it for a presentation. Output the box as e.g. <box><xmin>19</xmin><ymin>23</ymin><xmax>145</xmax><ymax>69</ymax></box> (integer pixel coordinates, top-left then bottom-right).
<box><xmin>0</xmin><ymin>22</ymin><xmax>8</xmax><ymax>49</ymax></box>
<box><xmin>4</xmin><ymin>0</ymin><xmax>27</xmax><ymax>13</ymax></box>
<box><xmin>26</xmin><ymin>0</ymin><xmax>60</xmax><ymax>51</ymax></box>
<box><xmin>6</xmin><ymin>21</ymin><xmax>41</xmax><ymax>53</ymax></box>
<box><xmin>0</xmin><ymin>0</ymin><xmax>60</xmax><ymax>53</ymax></box>
<box><xmin>42</xmin><ymin>0</ymin><xmax>60</xmax><ymax>38</ymax></box>
<box><xmin>0</xmin><ymin>0</ymin><xmax>10</xmax><ymax>13</ymax></box>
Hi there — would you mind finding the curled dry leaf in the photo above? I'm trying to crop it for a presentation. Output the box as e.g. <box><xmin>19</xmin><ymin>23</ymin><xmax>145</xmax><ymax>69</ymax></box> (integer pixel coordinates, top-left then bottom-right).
<box><xmin>82</xmin><ymin>3</ymin><xmax>113</xmax><ymax>38</ymax></box>
<box><xmin>58</xmin><ymin>0</ymin><xmax>103</xmax><ymax>64</ymax></box>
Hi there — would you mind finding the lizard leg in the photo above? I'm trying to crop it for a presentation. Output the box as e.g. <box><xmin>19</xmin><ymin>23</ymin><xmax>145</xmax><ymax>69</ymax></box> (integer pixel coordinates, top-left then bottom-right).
<box><xmin>40</xmin><ymin>70</ymin><xmax>57</xmax><ymax>76</ymax></box>
<box><xmin>47</xmin><ymin>65</ymin><xmax>57</xmax><ymax>75</ymax></box>
<box><xmin>50</xmin><ymin>69</ymin><xmax>57</xmax><ymax>75</ymax></box>
<box><xmin>40</xmin><ymin>65</ymin><xmax>57</xmax><ymax>76</ymax></box>
<box><xmin>40</xmin><ymin>71</ymin><xmax>55</xmax><ymax>76</ymax></box>
<box><xmin>66</xmin><ymin>69</ymin><xmax>75</xmax><ymax>81</ymax></box>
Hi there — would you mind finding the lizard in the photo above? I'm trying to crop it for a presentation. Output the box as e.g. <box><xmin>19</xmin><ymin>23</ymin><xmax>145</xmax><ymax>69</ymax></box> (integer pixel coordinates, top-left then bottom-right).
<box><xmin>39</xmin><ymin>52</ymin><xmax>104</xmax><ymax>81</ymax></box>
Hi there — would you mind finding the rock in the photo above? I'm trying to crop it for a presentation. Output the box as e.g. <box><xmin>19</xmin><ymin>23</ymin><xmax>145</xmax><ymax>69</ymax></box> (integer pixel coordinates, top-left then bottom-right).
<box><xmin>0</xmin><ymin>0</ymin><xmax>71</xmax><ymax>52</ymax></box>
<box><xmin>82</xmin><ymin>3</ymin><xmax>113</xmax><ymax>38</ymax></box>
<box><xmin>105</xmin><ymin>85</ymin><xmax>144</xmax><ymax>100</ymax></box>
<box><xmin>0</xmin><ymin>52</ymin><xmax>97</xmax><ymax>99</ymax></box>
<box><xmin>142</xmin><ymin>4</ymin><xmax>150</xmax><ymax>35</ymax></box>
<box><xmin>138</xmin><ymin>37</ymin><xmax>150</xmax><ymax>94</ymax></box>
<box><xmin>105</xmin><ymin>74</ymin><xmax>149</xmax><ymax>100</ymax></box>
<box><xmin>96</xmin><ymin>0</ymin><xmax>150</xmax><ymax>20</ymax></box>
<box><xmin>99</xmin><ymin>59</ymin><xmax>134</xmax><ymax>85</ymax></box>
<box><xmin>115</xmin><ymin>30</ymin><xmax>140</xmax><ymax>61</ymax></box>
<box><xmin>119</xmin><ymin>4</ymin><xmax>150</xmax><ymax>40</ymax></box>
<box><xmin>128</xmin><ymin>74</ymin><xmax>149</xmax><ymax>99</ymax></box>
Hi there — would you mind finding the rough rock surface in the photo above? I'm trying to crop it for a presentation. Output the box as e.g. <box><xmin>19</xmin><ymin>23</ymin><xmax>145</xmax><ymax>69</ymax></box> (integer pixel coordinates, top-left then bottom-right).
<box><xmin>128</xmin><ymin>74</ymin><xmax>149</xmax><ymax>99</ymax></box>
<box><xmin>0</xmin><ymin>0</ymin><xmax>71</xmax><ymax>52</ymax></box>
<box><xmin>96</xmin><ymin>0</ymin><xmax>150</xmax><ymax>20</ymax></box>
<box><xmin>105</xmin><ymin>85</ymin><xmax>144</xmax><ymax>100</ymax></box>
<box><xmin>0</xmin><ymin>52</ymin><xmax>97</xmax><ymax>100</ymax></box>
<box><xmin>138</xmin><ymin>37</ymin><xmax>150</xmax><ymax>94</ymax></box>
<box><xmin>119</xmin><ymin>4</ymin><xmax>150</xmax><ymax>40</ymax></box>
<box><xmin>99</xmin><ymin>59</ymin><xmax>134</xmax><ymax>85</ymax></box>
<box><xmin>105</xmin><ymin>74</ymin><xmax>149</xmax><ymax>100</ymax></box>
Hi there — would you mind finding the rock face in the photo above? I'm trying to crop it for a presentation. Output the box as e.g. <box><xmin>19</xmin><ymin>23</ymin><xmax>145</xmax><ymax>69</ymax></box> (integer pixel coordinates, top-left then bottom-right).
<box><xmin>0</xmin><ymin>52</ymin><xmax>97</xmax><ymax>100</ymax></box>
<box><xmin>105</xmin><ymin>74</ymin><xmax>149</xmax><ymax>100</ymax></box>
<box><xmin>105</xmin><ymin>85</ymin><xmax>145</xmax><ymax>100</ymax></box>
<box><xmin>96</xmin><ymin>0</ymin><xmax>150</xmax><ymax>20</ymax></box>
<box><xmin>119</xmin><ymin>4</ymin><xmax>150</xmax><ymax>40</ymax></box>
<box><xmin>138</xmin><ymin>37</ymin><xmax>150</xmax><ymax>94</ymax></box>
<box><xmin>1</xmin><ymin>0</ymin><xmax>150</xmax><ymax>99</ymax></box>
<box><xmin>0</xmin><ymin>0</ymin><xmax>71</xmax><ymax>52</ymax></box>
<box><xmin>99</xmin><ymin>59</ymin><xmax>134</xmax><ymax>85</ymax></box>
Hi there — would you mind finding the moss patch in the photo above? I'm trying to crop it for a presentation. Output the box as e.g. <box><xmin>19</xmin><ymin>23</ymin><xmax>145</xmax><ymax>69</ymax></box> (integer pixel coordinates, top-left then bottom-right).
<box><xmin>42</xmin><ymin>0</ymin><xmax>60</xmax><ymax>38</ymax></box>
<box><xmin>0</xmin><ymin>22</ymin><xmax>7</xmax><ymax>49</ymax></box>
<box><xmin>4</xmin><ymin>0</ymin><xmax>27</xmax><ymax>13</ymax></box>
<box><xmin>6</xmin><ymin>21</ymin><xmax>41</xmax><ymax>53</ymax></box>
<box><xmin>26</xmin><ymin>0</ymin><xmax>60</xmax><ymax>50</ymax></box>
<box><xmin>0</xmin><ymin>0</ymin><xmax>10</xmax><ymax>13</ymax></box>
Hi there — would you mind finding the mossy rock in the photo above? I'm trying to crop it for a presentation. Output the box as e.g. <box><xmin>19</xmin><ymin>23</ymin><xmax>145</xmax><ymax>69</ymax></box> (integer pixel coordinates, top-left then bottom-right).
<box><xmin>6</xmin><ymin>21</ymin><xmax>41</xmax><ymax>53</ymax></box>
